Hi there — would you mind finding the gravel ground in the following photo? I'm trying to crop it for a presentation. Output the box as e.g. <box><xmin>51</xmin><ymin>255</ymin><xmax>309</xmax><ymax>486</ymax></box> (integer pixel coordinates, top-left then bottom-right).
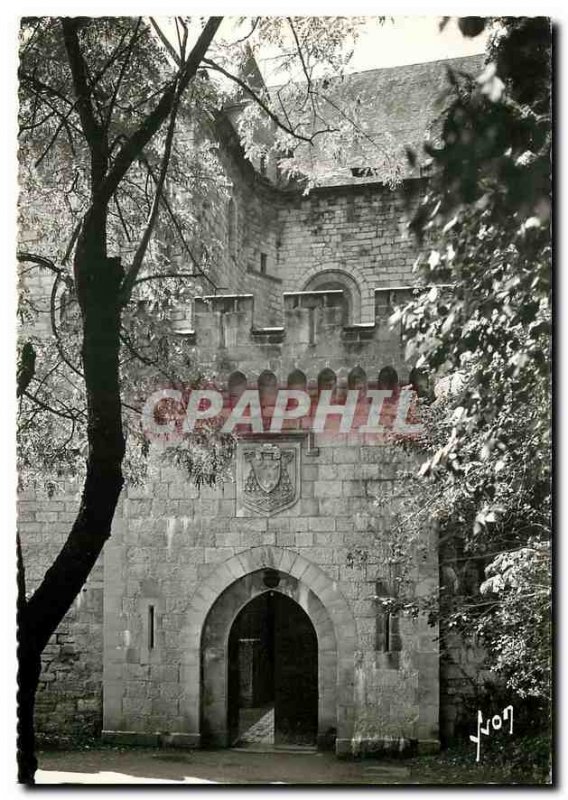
<box><xmin>37</xmin><ymin>747</ymin><xmax>412</xmax><ymax>785</ymax></box>
<box><xmin>35</xmin><ymin>745</ymin><xmax>540</xmax><ymax>785</ymax></box>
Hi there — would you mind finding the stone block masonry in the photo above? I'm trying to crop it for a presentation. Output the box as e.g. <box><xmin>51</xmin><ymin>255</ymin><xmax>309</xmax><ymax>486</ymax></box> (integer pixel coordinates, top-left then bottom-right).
<box><xmin>18</xmin><ymin>282</ymin><xmax>440</xmax><ymax>751</ymax></box>
<box><xmin>100</xmin><ymin>430</ymin><xmax>439</xmax><ymax>754</ymax></box>
<box><xmin>16</xmin><ymin>56</ymin><xmax>492</xmax><ymax>754</ymax></box>
<box><xmin>18</xmin><ymin>483</ymin><xmax>104</xmax><ymax>743</ymax></box>
<box><xmin>278</xmin><ymin>183</ymin><xmax>423</xmax><ymax>325</ymax></box>
<box><xmin>19</xmin><ymin>433</ymin><xmax>441</xmax><ymax>753</ymax></box>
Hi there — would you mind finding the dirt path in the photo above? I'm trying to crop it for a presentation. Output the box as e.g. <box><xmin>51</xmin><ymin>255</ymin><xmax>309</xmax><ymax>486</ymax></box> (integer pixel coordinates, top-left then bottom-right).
<box><xmin>37</xmin><ymin>745</ymin><xmax>540</xmax><ymax>785</ymax></box>
<box><xmin>38</xmin><ymin>747</ymin><xmax>412</xmax><ymax>784</ymax></box>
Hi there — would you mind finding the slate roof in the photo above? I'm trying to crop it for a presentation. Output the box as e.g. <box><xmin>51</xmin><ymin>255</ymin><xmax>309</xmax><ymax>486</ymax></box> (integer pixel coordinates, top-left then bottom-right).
<box><xmin>278</xmin><ymin>53</ymin><xmax>487</xmax><ymax>187</ymax></box>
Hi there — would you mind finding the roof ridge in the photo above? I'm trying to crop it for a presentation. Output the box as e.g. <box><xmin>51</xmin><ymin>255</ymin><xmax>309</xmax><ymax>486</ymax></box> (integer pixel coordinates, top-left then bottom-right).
<box><xmin>267</xmin><ymin>53</ymin><xmax>485</xmax><ymax>91</ymax></box>
<box><xmin>338</xmin><ymin>53</ymin><xmax>486</xmax><ymax>78</ymax></box>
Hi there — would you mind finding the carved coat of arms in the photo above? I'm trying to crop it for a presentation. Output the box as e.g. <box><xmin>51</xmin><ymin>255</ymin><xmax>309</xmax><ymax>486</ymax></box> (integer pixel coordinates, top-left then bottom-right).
<box><xmin>236</xmin><ymin>441</ymin><xmax>301</xmax><ymax>516</ymax></box>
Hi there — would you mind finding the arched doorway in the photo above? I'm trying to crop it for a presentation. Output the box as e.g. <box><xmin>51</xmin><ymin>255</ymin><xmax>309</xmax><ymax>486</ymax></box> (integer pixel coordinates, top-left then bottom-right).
<box><xmin>184</xmin><ymin>547</ymin><xmax>358</xmax><ymax>753</ymax></box>
<box><xmin>228</xmin><ymin>591</ymin><xmax>318</xmax><ymax>747</ymax></box>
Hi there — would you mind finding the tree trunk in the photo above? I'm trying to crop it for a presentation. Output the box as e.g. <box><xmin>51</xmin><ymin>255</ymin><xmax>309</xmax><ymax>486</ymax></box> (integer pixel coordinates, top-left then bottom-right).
<box><xmin>17</xmin><ymin>631</ymin><xmax>41</xmax><ymax>784</ymax></box>
<box><xmin>17</xmin><ymin>533</ymin><xmax>41</xmax><ymax>784</ymax></box>
<box><xmin>17</xmin><ymin>252</ymin><xmax>126</xmax><ymax>783</ymax></box>
<box><xmin>17</xmin><ymin>16</ymin><xmax>223</xmax><ymax>782</ymax></box>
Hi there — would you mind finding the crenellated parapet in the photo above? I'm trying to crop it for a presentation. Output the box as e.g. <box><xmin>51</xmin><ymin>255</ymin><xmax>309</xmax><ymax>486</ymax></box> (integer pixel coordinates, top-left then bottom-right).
<box><xmin>178</xmin><ymin>287</ymin><xmax>416</xmax><ymax>343</ymax></box>
<box><xmin>172</xmin><ymin>287</ymin><xmax>425</xmax><ymax>389</ymax></box>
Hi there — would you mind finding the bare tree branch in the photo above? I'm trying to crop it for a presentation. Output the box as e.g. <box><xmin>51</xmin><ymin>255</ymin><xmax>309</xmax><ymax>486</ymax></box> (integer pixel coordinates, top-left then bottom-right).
<box><xmin>174</xmin><ymin>17</ymin><xmax>189</xmax><ymax>61</ymax></box>
<box><xmin>317</xmin><ymin>89</ymin><xmax>385</xmax><ymax>156</ymax></box>
<box><xmin>202</xmin><ymin>57</ymin><xmax>317</xmax><ymax>144</ymax></box>
<box><xmin>61</xmin><ymin>220</ymin><xmax>83</xmax><ymax>266</ymax></box>
<box><xmin>22</xmin><ymin>22</ymin><xmax>143</xmax><ymax>164</ymax></box>
<box><xmin>287</xmin><ymin>19</ymin><xmax>311</xmax><ymax>83</ymax></box>
<box><xmin>50</xmin><ymin>273</ymin><xmax>84</xmax><ymax>380</ymax></box>
<box><xmin>22</xmin><ymin>389</ymin><xmax>83</xmax><ymax>422</ymax></box>
<box><xmin>34</xmin><ymin>118</ymin><xmax>75</xmax><ymax>169</ymax></box>
<box><xmin>113</xmin><ymin>194</ymin><xmax>132</xmax><ymax>243</ymax></box>
<box><xmin>17</xmin><ymin>252</ymin><xmax>69</xmax><ymax>280</ymax></box>
<box><xmin>136</xmin><ymin>154</ymin><xmax>218</xmax><ymax>290</ymax></box>
<box><xmin>120</xmin><ymin>76</ymin><xmax>182</xmax><ymax>304</ymax></box>
<box><xmin>231</xmin><ymin>17</ymin><xmax>260</xmax><ymax>46</ymax></box>
<box><xmin>19</xmin><ymin>88</ymin><xmax>83</xmax><ymax>160</ymax></box>
<box><xmin>275</xmin><ymin>87</ymin><xmax>295</xmax><ymax>135</ymax></box>
<box><xmin>105</xmin><ymin>18</ymin><xmax>143</xmax><ymax>126</ymax></box>
<box><xmin>28</xmin><ymin>359</ymin><xmax>63</xmax><ymax>398</ymax></box>
<box><xmin>132</xmin><ymin>272</ymin><xmax>200</xmax><ymax>287</ymax></box>
<box><xmin>20</xmin><ymin>109</ymin><xmax>56</xmax><ymax>133</ymax></box>
<box><xmin>96</xmin><ymin>17</ymin><xmax>222</xmax><ymax>209</ymax></box>
<box><xmin>60</xmin><ymin>19</ymin><xmax>103</xmax><ymax>155</ymax></box>
<box><xmin>119</xmin><ymin>328</ymin><xmax>174</xmax><ymax>382</ymax></box>
<box><xmin>18</xmin><ymin>72</ymin><xmax>74</xmax><ymax>108</ymax></box>
<box><xmin>149</xmin><ymin>17</ymin><xmax>182</xmax><ymax>65</ymax></box>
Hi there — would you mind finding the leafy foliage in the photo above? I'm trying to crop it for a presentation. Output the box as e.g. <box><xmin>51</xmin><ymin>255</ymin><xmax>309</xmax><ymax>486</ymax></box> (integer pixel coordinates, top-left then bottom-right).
<box><xmin>18</xmin><ymin>16</ymin><xmax>398</xmax><ymax>490</ymax></box>
<box><xmin>387</xmin><ymin>17</ymin><xmax>551</xmax><ymax>709</ymax></box>
<box><xmin>19</xmin><ymin>16</ymin><xmax>415</xmax><ymax>784</ymax></box>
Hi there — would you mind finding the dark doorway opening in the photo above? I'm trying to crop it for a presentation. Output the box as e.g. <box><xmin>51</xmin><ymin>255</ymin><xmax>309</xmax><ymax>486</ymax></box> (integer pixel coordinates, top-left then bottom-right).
<box><xmin>228</xmin><ymin>592</ymin><xmax>318</xmax><ymax>747</ymax></box>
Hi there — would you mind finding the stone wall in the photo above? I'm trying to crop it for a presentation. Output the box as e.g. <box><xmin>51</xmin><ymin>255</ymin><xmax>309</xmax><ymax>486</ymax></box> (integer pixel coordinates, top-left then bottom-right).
<box><xmin>170</xmin><ymin>115</ymin><xmax>286</xmax><ymax>330</ymax></box>
<box><xmin>18</xmin><ymin>483</ymin><xmax>104</xmax><ymax>743</ymax></box>
<box><xmin>17</xmin><ymin>82</ymin><xmax>449</xmax><ymax>751</ymax></box>
<box><xmin>18</xmin><ymin>232</ymin><xmax>54</xmax><ymax>339</ymax></box>
<box><xmin>169</xmin><ymin>114</ymin><xmax>424</xmax><ymax>331</ymax></box>
<box><xmin>439</xmin><ymin>633</ymin><xmax>487</xmax><ymax>743</ymax></box>
<box><xmin>18</xmin><ymin>288</ymin><xmax>441</xmax><ymax>752</ymax></box>
<box><xmin>184</xmin><ymin>286</ymin><xmax>414</xmax><ymax>384</ymax></box>
<box><xmin>278</xmin><ymin>183</ymin><xmax>422</xmax><ymax>324</ymax></box>
<box><xmin>98</xmin><ymin>291</ymin><xmax>440</xmax><ymax>754</ymax></box>
<box><xmin>102</xmin><ymin>438</ymin><xmax>439</xmax><ymax>753</ymax></box>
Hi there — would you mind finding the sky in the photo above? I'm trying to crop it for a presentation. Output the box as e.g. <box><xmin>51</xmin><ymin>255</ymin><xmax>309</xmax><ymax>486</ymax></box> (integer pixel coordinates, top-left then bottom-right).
<box><xmin>327</xmin><ymin>16</ymin><xmax>489</xmax><ymax>70</ymax></box>
<box><xmin>153</xmin><ymin>16</ymin><xmax>490</xmax><ymax>86</ymax></box>
<box><xmin>257</xmin><ymin>16</ymin><xmax>490</xmax><ymax>79</ymax></box>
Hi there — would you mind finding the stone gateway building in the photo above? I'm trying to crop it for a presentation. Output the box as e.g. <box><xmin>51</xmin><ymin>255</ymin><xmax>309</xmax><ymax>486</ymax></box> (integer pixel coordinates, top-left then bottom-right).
<box><xmin>19</xmin><ymin>54</ymin><xmax>484</xmax><ymax>757</ymax></box>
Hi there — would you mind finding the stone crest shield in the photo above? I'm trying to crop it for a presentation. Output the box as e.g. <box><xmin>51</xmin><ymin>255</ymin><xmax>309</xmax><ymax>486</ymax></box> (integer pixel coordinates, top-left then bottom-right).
<box><xmin>237</xmin><ymin>441</ymin><xmax>301</xmax><ymax>516</ymax></box>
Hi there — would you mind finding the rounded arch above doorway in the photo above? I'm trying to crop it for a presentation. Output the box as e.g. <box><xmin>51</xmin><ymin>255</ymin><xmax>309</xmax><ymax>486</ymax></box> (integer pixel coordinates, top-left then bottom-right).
<box><xmin>179</xmin><ymin>546</ymin><xmax>357</xmax><ymax>753</ymax></box>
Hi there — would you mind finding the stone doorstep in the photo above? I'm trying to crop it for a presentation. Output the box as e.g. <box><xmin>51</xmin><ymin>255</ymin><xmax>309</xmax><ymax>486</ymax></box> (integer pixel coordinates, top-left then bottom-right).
<box><xmin>335</xmin><ymin>737</ymin><xmax>440</xmax><ymax>758</ymax></box>
<box><xmin>232</xmin><ymin>743</ymin><xmax>317</xmax><ymax>754</ymax></box>
<box><xmin>101</xmin><ymin>730</ymin><xmax>439</xmax><ymax>758</ymax></box>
